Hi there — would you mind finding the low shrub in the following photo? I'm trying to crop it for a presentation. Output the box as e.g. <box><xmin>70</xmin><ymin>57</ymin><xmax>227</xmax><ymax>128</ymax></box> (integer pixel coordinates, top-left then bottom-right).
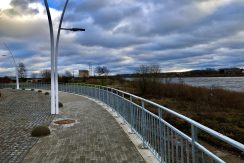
<box><xmin>31</xmin><ymin>126</ymin><xmax>50</xmax><ymax>137</ymax></box>
<box><xmin>37</xmin><ymin>90</ymin><xmax>42</xmax><ymax>93</ymax></box>
<box><xmin>44</xmin><ymin>92</ymin><xmax>50</xmax><ymax>95</ymax></box>
<box><xmin>59</xmin><ymin>102</ymin><xmax>63</xmax><ymax>107</ymax></box>
<box><xmin>22</xmin><ymin>88</ymin><xmax>25</xmax><ymax>90</ymax></box>
<box><xmin>31</xmin><ymin>89</ymin><xmax>34</xmax><ymax>91</ymax></box>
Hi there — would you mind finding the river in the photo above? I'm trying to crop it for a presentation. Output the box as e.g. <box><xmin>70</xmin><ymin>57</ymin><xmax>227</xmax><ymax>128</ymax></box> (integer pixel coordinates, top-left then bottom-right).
<box><xmin>166</xmin><ymin>77</ymin><xmax>244</xmax><ymax>92</ymax></box>
<box><xmin>127</xmin><ymin>77</ymin><xmax>244</xmax><ymax>92</ymax></box>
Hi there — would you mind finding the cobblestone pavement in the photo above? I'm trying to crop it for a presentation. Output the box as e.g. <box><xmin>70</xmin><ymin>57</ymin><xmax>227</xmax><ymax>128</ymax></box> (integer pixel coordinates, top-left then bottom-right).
<box><xmin>0</xmin><ymin>89</ymin><xmax>54</xmax><ymax>163</ymax></box>
<box><xmin>23</xmin><ymin>92</ymin><xmax>145</xmax><ymax>163</ymax></box>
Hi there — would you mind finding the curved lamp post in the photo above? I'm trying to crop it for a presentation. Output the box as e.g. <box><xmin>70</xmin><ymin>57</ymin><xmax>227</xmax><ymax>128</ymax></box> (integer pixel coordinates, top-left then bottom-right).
<box><xmin>44</xmin><ymin>0</ymin><xmax>85</xmax><ymax>114</ymax></box>
<box><xmin>44</xmin><ymin>0</ymin><xmax>56</xmax><ymax>114</ymax></box>
<box><xmin>3</xmin><ymin>43</ymin><xmax>19</xmax><ymax>89</ymax></box>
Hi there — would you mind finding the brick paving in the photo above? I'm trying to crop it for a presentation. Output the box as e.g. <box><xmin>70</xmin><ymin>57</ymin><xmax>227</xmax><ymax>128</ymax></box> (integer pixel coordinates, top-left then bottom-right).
<box><xmin>0</xmin><ymin>89</ymin><xmax>54</xmax><ymax>163</ymax></box>
<box><xmin>23</xmin><ymin>92</ymin><xmax>145</xmax><ymax>163</ymax></box>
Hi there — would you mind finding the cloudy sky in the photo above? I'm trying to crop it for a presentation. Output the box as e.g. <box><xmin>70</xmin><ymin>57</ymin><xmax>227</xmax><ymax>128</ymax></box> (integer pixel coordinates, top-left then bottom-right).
<box><xmin>0</xmin><ymin>0</ymin><xmax>244</xmax><ymax>77</ymax></box>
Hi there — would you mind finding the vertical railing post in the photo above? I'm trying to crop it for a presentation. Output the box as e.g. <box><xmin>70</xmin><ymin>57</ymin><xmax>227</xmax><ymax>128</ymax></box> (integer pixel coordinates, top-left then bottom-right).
<box><xmin>116</xmin><ymin>90</ymin><xmax>118</xmax><ymax>111</ymax></box>
<box><xmin>98</xmin><ymin>86</ymin><xmax>101</xmax><ymax>100</ymax></box>
<box><xmin>73</xmin><ymin>83</ymin><xmax>74</xmax><ymax>93</ymax></box>
<box><xmin>80</xmin><ymin>83</ymin><xmax>81</xmax><ymax>94</ymax></box>
<box><xmin>129</xmin><ymin>95</ymin><xmax>134</xmax><ymax>134</ymax></box>
<box><xmin>93</xmin><ymin>85</ymin><xmax>95</xmax><ymax>98</ymax></box>
<box><xmin>141</xmin><ymin>100</ymin><xmax>147</xmax><ymax>148</ymax></box>
<box><xmin>70</xmin><ymin>83</ymin><xmax>72</xmax><ymax>92</ymax></box>
<box><xmin>80</xmin><ymin>83</ymin><xmax>82</xmax><ymax>94</ymax></box>
<box><xmin>94</xmin><ymin>85</ymin><xmax>96</xmax><ymax>98</ymax></box>
<box><xmin>83</xmin><ymin>84</ymin><xmax>85</xmax><ymax>95</ymax></box>
<box><xmin>102</xmin><ymin>87</ymin><xmax>104</xmax><ymax>102</ymax></box>
<box><xmin>86</xmin><ymin>84</ymin><xmax>88</xmax><ymax>96</ymax></box>
<box><xmin>191</xmin><ymin>124</ymin><xmax>198</xmax><ymax>163</ymax></box>
<box><xmin>111</xmin><ymin>89</ymin><xmax>113</xmax><ymax>107</ymax></box>
<box><xmin>88</xmin><ymin>85</ymin><xmax>91</xmax><ymax>97</ymax></box>
<box><xmin>158</xmin><ymin>108</ymin><xmax>165</xmax><ymax>163</ymax></box>
<box><xmin>122</xmin><ymin>93</ymin><xmax>126</xmax><ymax>123</ymax></box>
<box><xmin>106</xmin><ymin>88</ymin><xmax>108</xmax><ymax>104</ymax></box>
<box><xmin>115</xmin><ymin>90</ymin><xmax>119</xmax><ymax>117</ymax></box>
<box><xmin>111</xmin><ymin>89</ymin><xmax>114</xmax><ymax>109</ymax></box>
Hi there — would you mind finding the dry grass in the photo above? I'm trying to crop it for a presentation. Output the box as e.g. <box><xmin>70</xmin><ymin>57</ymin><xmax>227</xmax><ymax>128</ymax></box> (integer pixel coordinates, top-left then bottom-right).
<box><xmin>111</xmin><ymin>80</ymin><xmax>244</xmax><ymax>153</ymax></box>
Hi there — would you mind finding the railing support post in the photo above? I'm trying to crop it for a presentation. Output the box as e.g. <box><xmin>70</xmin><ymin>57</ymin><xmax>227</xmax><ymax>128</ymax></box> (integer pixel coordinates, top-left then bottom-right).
<box><xmin>99</xmin><ymin>86</ymin><xmax>101</xmax><ymax>100</ymax></box>
<box><xmin>158</xmin><ymin>108</ymin><xmax>165</xmax><ymax>163</ymax></box>
<box><xmin>122</xmin><ymin>93</ymin><xmax>126</xmax><ymax>124</ymax></box>
<box><xmin>106</xmin><ymin>88</ymin><xmax>108</xmax><ymax>105</ymax></box>
<box><xmin>115</xmin><ymin>90</ymin><xmax>119</xmax><ymax>117</ymax></box>
<box><xmin>129</xmin><ymin>95</ymin><xmax>134</xmax><ymax>134</ymax></box>
<box><xmin>191</xmin><ymin>124</ymin><xmax>198</xmax><ymax>163</ymax></box>
<box><xmin>141</xmin><ymin>100</ymin><xmax>147</xmax><ymax>148</ymax></box>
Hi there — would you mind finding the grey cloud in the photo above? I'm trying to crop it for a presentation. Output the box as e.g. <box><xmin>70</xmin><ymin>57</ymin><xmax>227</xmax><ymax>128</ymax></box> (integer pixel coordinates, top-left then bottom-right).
<box><xmin>74</xmin><ymin>25</ymin><xmax>147</xmax><ymax>48</ymax></box>
<box><xmin>3</xmin><ymin>0</ymin><xmax>39</xmax><ymax>16</ymax></box>
<box><xmin>1</xmin><ymin>0</ymin><xmax>244</xmax><ymax>76</ymax></box>
<box><xmin>75</xmin><ymin>0</ymin><xmax>111</xmax><ymax>13</ymax></box>
<box><xmin>10</xmin><ymin>0</ymin><xmax>38</xmax><ymax>9</ymax></box>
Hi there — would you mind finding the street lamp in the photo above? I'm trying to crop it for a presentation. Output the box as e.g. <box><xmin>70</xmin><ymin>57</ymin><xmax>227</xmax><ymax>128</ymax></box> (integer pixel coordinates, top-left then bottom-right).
<box><xmin>60</xmin><ymin>28</ymin><xmax>85</xmax><ymax>32</ymax></box>
<box><xmin>44</xmin><ymin>0</ymin><xmax>85</xmax><ymax>114</ymax></box>
<box><xmin>2</xmin><ymin>43</ymin><xmax>19</xmax><ymax>89</ymax></box>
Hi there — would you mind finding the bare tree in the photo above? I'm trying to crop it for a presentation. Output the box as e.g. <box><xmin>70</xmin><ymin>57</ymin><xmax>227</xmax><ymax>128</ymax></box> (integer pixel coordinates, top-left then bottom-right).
<box><xmin>64</xmin><ymin>70</ymin><xmax>72</xmax><ymax>77</ymax></box>
<box><xmin>149</xmin><ymin>64</ymin><xmax>161</xmax><ymax>76</ymax></box>
<box><xmin>18</xmin><ymin>62</ymin><xmax>27</xmax><ymax>80</ymax></box>
<box><xmin>135</xmin><ymin>64</ymin><xmax>161</xmax><ymax>95</ymax></box>
<box><xmin>41</xmin><ymin>70</ymin><xmax>51</xmax><ymax>82</ymax></box>
<box><xmin>59</xmin><ymin>71</ymin><xmax>72</xmax><ymax>83</ymax></box>
<box><xmin>95</xmin><ymin>66</ymin><xmax>109</xmax><ymax>76</ymax></box>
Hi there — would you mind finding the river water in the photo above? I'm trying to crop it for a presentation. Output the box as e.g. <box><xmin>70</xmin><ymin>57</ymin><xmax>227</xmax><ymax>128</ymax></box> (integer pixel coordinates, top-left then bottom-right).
<box><xmin>127</xmin><ymin>77</ymin><xmax>244</xmax><ymax>92</ymax></box>
<box><xmin>164</xmin><ymin>77</ymin><xmax>244</xmax><ymax>92</ymax></box>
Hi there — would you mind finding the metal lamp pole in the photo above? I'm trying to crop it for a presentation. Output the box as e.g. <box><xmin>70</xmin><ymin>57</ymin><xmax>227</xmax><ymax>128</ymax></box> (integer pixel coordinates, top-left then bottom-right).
<box><xmin>3</xmin><ymin>43</ymin><xmax>19</xmax><ymax>89</ymax></box>
<box><xmin>55</xmin><ymin>0</ymin><xmax>70</xmax><ymax>114</ymax></box>
<box><xmin>44</xmin><ymin>0</ymin><xmax>56</xmax><ymax>114</ymax></box>
<box><xmin>44</xmin><ymin>0</ymin><xmax>85</xmax><ymax>114</ymax></box>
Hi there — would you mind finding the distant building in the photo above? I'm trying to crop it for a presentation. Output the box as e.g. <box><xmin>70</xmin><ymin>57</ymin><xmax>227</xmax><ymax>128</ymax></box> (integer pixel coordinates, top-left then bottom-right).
<box><xmin>79</xmin><ymin>70</ymin><xmax>89</xmax><ymax>78</ymax></box>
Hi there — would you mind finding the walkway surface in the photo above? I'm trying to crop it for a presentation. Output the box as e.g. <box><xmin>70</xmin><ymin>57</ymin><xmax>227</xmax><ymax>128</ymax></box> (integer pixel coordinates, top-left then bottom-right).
<box><xmin>22</xmin><ymin>91</ymin><xmax>145</xmax><ymax>163</ymax></box>
<box><xmin>0</xmin><ymin>89</ymin><xmax>54</xmax><ymax>163</ymax></box>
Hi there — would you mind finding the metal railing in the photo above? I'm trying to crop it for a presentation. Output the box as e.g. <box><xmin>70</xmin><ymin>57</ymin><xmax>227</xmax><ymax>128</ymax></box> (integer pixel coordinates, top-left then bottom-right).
<box><xmin>1</xmin><ymin>82</ymin><xmax>244</xmax><ymax>163</ymax></box>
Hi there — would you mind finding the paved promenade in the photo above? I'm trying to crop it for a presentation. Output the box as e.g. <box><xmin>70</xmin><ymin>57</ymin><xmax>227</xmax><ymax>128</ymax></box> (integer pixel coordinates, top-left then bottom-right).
<box><xmin>23</xmin><ymin>92</ymin><xmax>145</xmax><ymax>163</ymax></box>
<box><xmin>0</xmin><ymin>89</ymin><xmax>54</xmax><ymax>163</ymax></box>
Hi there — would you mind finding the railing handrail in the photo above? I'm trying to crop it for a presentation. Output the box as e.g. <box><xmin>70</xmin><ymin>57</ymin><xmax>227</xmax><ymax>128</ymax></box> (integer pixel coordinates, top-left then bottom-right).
<box><xmin>1</xmin><ymin>82</ymin><xmax>244</xmax><ymax>154</ymax></box>
<box><xmin>68</xmin><ymin>83</ymin><xmax>244</xmax><ymax>152</ymax></box>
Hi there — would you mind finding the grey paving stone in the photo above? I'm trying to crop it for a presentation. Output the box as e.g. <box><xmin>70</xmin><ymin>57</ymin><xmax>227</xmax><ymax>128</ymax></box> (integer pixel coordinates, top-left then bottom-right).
<box><xmin>22</xmin><ymin>92</ymin><xmax>145</xmax><ymax>163</ymax></box>
<box><xmin>0</xmin><ymin>89</ymin><xmax>54</xmax><ymax>163</ymax></box>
